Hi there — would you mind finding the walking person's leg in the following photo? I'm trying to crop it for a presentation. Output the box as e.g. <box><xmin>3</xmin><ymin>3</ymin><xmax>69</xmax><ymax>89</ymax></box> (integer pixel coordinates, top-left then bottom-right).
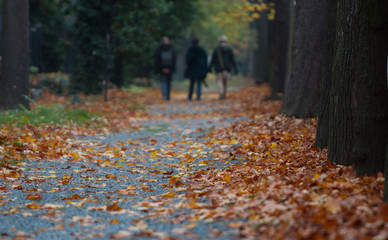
<box><xmin>188</xmin><ymin>78</ymin><xmax>195</xmax><ymax>100</ymax></box>
<box><xmin>161</xmin><ymin>74</ymin><xmax>167</xmax><ymax>99</ymax></box>
<box><xmin>216</xmin><ymin>72</ymin><xmax>224</xmax><ymax>99</ymax></box>
<box><xmin>196</xmin><ymin>79</ymin><xmax>202</xmax><ymax>100</ymax></box>
<box><xmin>166</xmin><ymin>74</ymin><xmax>171</xmax><ymax>100</ymax></box>
<box><xmin>222</xmin><ymin>71</ymin><xmax>231</xmax><ymax>99</ymax></box>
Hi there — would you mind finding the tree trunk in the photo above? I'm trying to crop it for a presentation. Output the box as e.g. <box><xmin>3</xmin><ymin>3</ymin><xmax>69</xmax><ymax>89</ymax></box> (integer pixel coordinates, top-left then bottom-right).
<box><xmin>384</xmin><ymin>142</ymin><xmax>388</xmax><ymax>202</ymax></box>
<box><xmin>281</xmin><ymin>0</ymin><xmax>325</xmax><ymax>118</ymax></box>
<box><xmin>315</xmin><ymin>0</ymin><xmax>337</xmax><ymax>149</ymax></box>
<box><xmin>269</xmin><ymin>0</ymin><xmax>289</xmax><ymax>95</ymax></box>
<box><xmin>249</xmin><ymin>7</ymin><xmax>269</xmax><ymax>84</ymax></box>
<box><xmin>328</xmin><ymin>0</ymin><xmax>388</xmax><ymax>176</ymax></box>
<box><xmin>0</xmin><ymin>0</ymin><xmax>30</xmax><ymax>110</ymax></box>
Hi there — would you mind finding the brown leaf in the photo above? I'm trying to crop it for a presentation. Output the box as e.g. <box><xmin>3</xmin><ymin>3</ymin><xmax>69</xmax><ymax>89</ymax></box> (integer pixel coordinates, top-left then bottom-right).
<box><xmin>107</xmin><ymin>203</ymin><xmax>122</xmax><ymax>211</ymax></box>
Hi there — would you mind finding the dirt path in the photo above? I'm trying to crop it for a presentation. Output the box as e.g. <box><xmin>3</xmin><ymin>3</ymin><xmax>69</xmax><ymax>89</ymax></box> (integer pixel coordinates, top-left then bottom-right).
<box><xmin>0</xmin><ymin>96</ymin><xmax>248</xmax><ymax>240</ymax></box>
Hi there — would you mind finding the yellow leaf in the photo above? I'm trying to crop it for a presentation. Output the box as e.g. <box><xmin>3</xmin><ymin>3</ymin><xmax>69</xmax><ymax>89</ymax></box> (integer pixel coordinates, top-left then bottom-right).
<box><xmin>199</xmin><ymin>160</ymin><xmax>209</xmax><ymax>166</ymax></box>
<box><xmin>251</xmin><ymin>12</ymin><xmax>260</xmax><ymax>19</ymax></box>
<box><xmin>183</xmin><ymin>222</ymin><xmax>197</xmax><ymax>229</ymax></box>
<box><xmin>162</xmin><ymin>192</ymin><xmax>176</xmax><ymax>198</ymax></box>
<box><xmin>126</xmin><ymin>185</ymin><xmax>137</xmax><ymax>190</ymax></box>
<box><xmin>110</xmin><ymin>219</ymin><xmax>119</xmax><ymax>224</ymax></box>
<box><xmin>150</xmin><ymin>150</ymin><xmax>158</xmax><ymax>157</ymax></box>
<box><xmin>54</xmin><ymin>223</ymin><xmax>65</xmax><ymax>230</ymax></box>
<box><xmin>169</xmin><ymin>176</ymin><xmax>184</xmax><ymax>187</ymax></box>
<box><xmin>269</xmin><ymin>143</ymin><xmax>277</xmax><ymax>149</ymax></box>
<box><xmin>313</xmin><ymin>173</ymin><xmax>320</xmax><ymax>180</ymax></box>
<box><xmin>223</xmin><ymin>174</ymin><xmax>232</xmax><ymax>182</ymax></box>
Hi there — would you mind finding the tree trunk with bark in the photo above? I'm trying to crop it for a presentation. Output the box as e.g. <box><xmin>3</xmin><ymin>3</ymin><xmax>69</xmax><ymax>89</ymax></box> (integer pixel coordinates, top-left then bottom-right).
<box><xmin>384</xmin><ymin>142</ymin><xmax>388</xmax><ymax>202</ymax></box>
<box><xmin>315</xmin><ymin>0</ymin><xmax>337</xmax><ymax>149</ymax></box>
<box><xmin>281</xmin><ymin>0</ymin><xmax>325</xmax><ymax>118</ymax></box>
<box><xmin>268</xmin><ymin>0</ymin><xmax>289</xmax><ymax>96</ymax></box>
<box><xmin>328</xmin><ymin>0</ymin><xmax>388</xmax><ymax>176</ymax></box>
<box><xmin>0</xmin><ymin>0</ymin><xmax>30</xmax><ymax>110</ymax></box>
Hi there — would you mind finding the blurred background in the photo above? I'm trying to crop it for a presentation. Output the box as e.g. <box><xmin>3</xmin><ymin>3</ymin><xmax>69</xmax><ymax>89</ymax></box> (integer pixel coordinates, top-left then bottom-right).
<box><xmin>0</xmin><ymin>0</ymin><xmax>275</xmax><ymax>95</ymax></box>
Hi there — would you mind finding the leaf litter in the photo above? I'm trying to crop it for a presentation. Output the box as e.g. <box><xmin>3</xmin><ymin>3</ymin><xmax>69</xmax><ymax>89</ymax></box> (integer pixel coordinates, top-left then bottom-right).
<box><xmin>0</xmin><ymin>85</ymin><xmax>387</xmax><ymax>240</ymax></box>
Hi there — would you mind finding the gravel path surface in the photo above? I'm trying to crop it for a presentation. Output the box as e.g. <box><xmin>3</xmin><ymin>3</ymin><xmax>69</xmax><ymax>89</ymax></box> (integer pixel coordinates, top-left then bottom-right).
<box><xmin>0</xmin><ymin>99</ymin><xmax>246</xmax><ymax>240</ymax></box>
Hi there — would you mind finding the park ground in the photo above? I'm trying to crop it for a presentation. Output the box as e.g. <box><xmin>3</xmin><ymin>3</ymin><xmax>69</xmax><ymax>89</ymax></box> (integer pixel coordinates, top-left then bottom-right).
<box><xmin>0</xmin><ymin>76</ymin><xmax>387</xmax><ymax>240</ymax></box>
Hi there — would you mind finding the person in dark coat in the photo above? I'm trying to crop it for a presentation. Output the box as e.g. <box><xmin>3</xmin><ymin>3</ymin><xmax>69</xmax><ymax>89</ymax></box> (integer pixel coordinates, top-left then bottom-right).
<box><xmin>208</xmin><ymin>35</ymin><xmax>238</xmax><ymax>100</ymax></box>
<box><xmin>154</xmin><ymin>36</ymin><xmax>176</xmax><ymax>100</ymax></box>
<box><xmin>185</xmin><ymin>38</ymin><xmax>208</xmax><ymax>100</ymax></box>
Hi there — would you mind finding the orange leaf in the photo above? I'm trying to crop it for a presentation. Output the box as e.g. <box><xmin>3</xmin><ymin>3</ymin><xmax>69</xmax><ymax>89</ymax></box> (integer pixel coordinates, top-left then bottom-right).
<box><xmin>26</xmin><ymin>193</ymin><xmax>42</xmax><ymax>201</ymax></box>
<box><xmin>62</xmin><ymin>194</ymin><xmax>83</xmax><ymax>200</ymax></box>
<box><xmin>107</xmin><ymin>203</ymin><xmax>122</xmax><ymax>211</ymax></box>
<box><xmin>223</xmin><ymin>174</ymin><xmax>231</xmax><ymax>182</ymax></box>
<box><xmin>110</xmin><ymin>219</ymin><xmax>119</xmax><ymax>224</ymax></box>
<box><xmin>162</xmin><ymin>192</ymin><xmax>176</xmax><ymax>199</ymax></box>
<box><xmin>106</xmin><ymin>174</ymin><xmax>117</xmax><ymax>179</ymax></box>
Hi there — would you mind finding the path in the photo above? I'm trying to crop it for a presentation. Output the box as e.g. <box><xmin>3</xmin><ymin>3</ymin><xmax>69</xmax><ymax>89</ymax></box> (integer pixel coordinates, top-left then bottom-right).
<box><xmin>0</xmin><ymin>95</ymin><xmax>248</xmax><ymax>240</ymax></box>
<box><xmin>1</xmin><ymin>87</ymin><xmax>386</xmax><ymax>240</ymax></box>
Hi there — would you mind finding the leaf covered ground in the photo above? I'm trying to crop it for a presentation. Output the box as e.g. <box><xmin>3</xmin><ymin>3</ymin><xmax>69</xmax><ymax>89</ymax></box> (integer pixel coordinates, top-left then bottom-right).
<box><xmin>0</xmin><ymin>83</ymin><xmax>387</xmax><ymax>240</ymax></box>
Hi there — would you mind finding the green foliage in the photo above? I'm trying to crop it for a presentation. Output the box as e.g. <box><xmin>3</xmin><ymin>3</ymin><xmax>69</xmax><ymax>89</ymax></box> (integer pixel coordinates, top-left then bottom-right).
<box><xmin>70</xmin><ymin>0</ymin><xmax>198</xmax><ymax>94</ymax></box>
<box><xmin>189</xmin><ymin>0</ymin><xmax>256</xmax><ymax>60</ymax></box>
<box><xmin>30</xmin><ymin>0</ymin><xmax>68</xmax><ymax>72</ymax></box>
<box><xmin>0</xmin><ymin>104</ymin><xmax>95</xmax><ymax>126</ymax></box>
<box><xmin>70</xmin><ymin>0</ymin><xmax>113</xmax><ymax>94</ymax></box>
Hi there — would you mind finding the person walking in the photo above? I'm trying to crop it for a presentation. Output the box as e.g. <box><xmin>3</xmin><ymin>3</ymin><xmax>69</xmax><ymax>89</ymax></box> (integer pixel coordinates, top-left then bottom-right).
<box><xmin>154</xmin><ymin>36</ymin><xmax>176</xmax><ymax>100</ymax></box>
<box><xmin>208</xmin><ymin>35</ymin><xmax>238</xmax><ymax>100</ymax></box>
<box><xmin>185</xmin><ymin>38</ymin><xmax>208</xmax><ymax>101</ymax></box>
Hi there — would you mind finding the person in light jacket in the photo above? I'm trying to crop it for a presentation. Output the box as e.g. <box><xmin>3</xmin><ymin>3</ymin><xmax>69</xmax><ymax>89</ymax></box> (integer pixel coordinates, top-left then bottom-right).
<box><xmin>208</xmin><ymin>35</ymin><xmax>238</xmax><ymax>100</ymax></box>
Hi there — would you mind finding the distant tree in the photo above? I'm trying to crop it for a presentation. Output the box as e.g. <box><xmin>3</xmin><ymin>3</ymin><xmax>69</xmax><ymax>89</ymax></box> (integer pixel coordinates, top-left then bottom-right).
<box><xmin>30</xmin><ymin>0</ymin><xmax>67</xmax><ymax>72</ymax></box>
<box><xmin>246</xmin><ymin>0</ymin><xmax>274</xmax><ymax>84</ymax></box>
<box><xmin>0</xmin><ymin>0</ymin><xmax>30</xmax><ymax>110</ymax></box>
<box><xmin>267</xmin><ymin>0</ymin><xmax>289</xmax><ymax>98</ymax></box>
<box><xmin>70</xmin><ymin>0</ymin><xmax>112</xmax><ymax>94</ymax></box>
<box><xmin>70</xmin><ymin>0</ymin><xmax>198</xmax><ymax>93</ymax></box>
<box><xmin>281</xmin><ymin>0</ymin><xmax>325</xmax><ymax>118</ymax></box>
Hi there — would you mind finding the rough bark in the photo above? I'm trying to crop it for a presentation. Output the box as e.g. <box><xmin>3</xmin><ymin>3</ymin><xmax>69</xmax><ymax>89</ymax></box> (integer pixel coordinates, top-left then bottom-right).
<box><xmin>248</xmin><ymin>8</ymin><xmax>269</xmax><ymax>83</ymax></box>
<box><xmin>0</xmin><ymin>0</ymin><xmax>30</xmax><ymax>110</ymax></box>
<box><xmin>328</xmin><ymin>0</ymin><xmax>388</xmax><ymax>176</ymax></box>
<box><xmin>281</xmin><ymin>0</ymin><xmax>325</xmax><ymax>118</ymax></box>
<box><xmin>315</xmin><ymin>0</ymin><xmax>337</xmax><ymax>148</ymax></box>
<box><xmin>384</xmin><ymin>142</ymin><xmax>388</xmax><ymax>202</ymax></box>
<box><xmin>269</xmin><ymin>0</ymin><xmax>289</xmax><ymax>95</ymax></box>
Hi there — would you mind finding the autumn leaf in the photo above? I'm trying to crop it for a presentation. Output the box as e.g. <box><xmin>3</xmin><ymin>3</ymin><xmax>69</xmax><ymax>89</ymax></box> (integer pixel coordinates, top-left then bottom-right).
<box><xmin>109</xmin><ymin>230</ymin><xmax>131</xmax><ymax>239</ymax></box>
<box><xmin>168</xmin><ymin>176</ymin><xmax>184</xmax><ymax>187</ymax></box>
<box><xmin>26</xmin><ymin>193</ymin><xmax>42</xmax><ymax>201</ymax></box>
<box><xmin>105</xmin><ymin>173</ymin><xmax>117</xmax><ymax>179</ymax></box>
<box><xmin>106</xmin><ymin>203</ymin><xmax>122</xmax><ymax>211</ymax></box>
<box><xmin>62</xmin><ymin>194</ymin><xmax>84</xmax><ymax>200</ymax></box>
<box><xmin>109</xmin><ymin>219</ymin><xmax>119</xmax><ymax>224</ymax></box>
<box><xmin>162</xmin><ymin>192</ymin><xmax>176</xmax><ymax>199</ymax></box>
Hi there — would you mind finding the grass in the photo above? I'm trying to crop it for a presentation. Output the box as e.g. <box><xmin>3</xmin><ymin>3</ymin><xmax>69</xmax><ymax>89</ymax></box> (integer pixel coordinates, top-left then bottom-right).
<box><xmin>0</xmin><ymin>104</ymin><xmax>96</xmax><ymax>126</ymax></box>
<box><xmin>122</xmin><ymin>85</ymin><xmax>149</xmax><ymax>93</ymax></box>
<box><xmin>141</xmin><ymin>124</ymin><xmax>169</xmax><ymax>133</ymax></box>
<box><xmin>151</xmin><ymin>74</ymin><xmax>257</xmax><ymax>92</ymax></box>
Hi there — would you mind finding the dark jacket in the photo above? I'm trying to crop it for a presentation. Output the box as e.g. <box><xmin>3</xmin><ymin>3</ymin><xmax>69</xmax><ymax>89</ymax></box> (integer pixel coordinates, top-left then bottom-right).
<box><xmin>208</xmin><ymin>45</ymin><xmax>238</xmax><ymax>74</ymax></box>
<box><xmin>185</xmin><ymin>45</ymin><xmax>208</xmax><ymax>79</ymax></box>
<box><xmin>154</xmin><ymin>44</ymin><xmax>176</xmax><ymax>74</ymax></box>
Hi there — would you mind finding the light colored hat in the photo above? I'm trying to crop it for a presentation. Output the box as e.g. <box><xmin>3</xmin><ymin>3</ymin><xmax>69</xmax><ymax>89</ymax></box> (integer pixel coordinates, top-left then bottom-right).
<box><xmin>218</xmin><ymin>35</ymin><xmax>228</xmax><ymax>42</ymax></box>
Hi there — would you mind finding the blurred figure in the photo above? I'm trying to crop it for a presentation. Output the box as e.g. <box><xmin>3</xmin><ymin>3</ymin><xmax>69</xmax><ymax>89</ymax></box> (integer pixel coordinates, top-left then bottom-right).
<box><xmin>208</xmin><ymin>35</ymin><xmax>238</xmax><ymax>100</ymax></box>
<box><xmin>185</xmin><ymin>38</ymin><xmax>208</xmax><ymax>101</ymax></box>
<box><xmin>154</xmin><ymin>36</ymin><xmax>176</xmax><ymax>100</ymax></box>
